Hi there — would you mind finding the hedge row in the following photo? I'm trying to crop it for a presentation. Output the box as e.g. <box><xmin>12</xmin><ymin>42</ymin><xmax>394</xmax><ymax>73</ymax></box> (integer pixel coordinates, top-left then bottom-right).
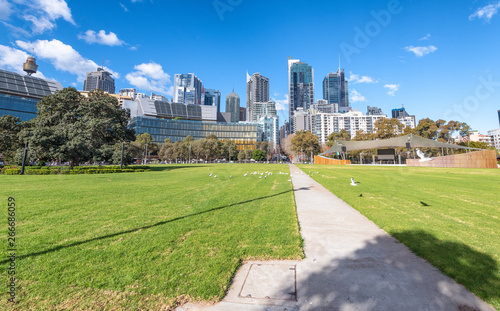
<box><xmin>0</xmin><ymin>165</ymin><xmax>150</xmax><ymax>175</ymax></box>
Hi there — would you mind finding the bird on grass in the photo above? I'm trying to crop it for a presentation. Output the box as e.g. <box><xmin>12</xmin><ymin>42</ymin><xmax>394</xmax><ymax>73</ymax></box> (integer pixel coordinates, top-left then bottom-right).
<box><xmin>214</xmin><ymin>175</ymin><xmax>217</xmax><ymax>178</ymax></box>
<box><xmin>209</xmin><ymin>173</ymin><xmax>212</xmax><ymax>176</ymax></box>
<box><xmin>229</xmin><ymin>175</ymin><xmax>232</xmax><ymax>178</ymax></box>
<box><xmin>244</xmin><ymin>173</ymin><xmax>247</xmax><ymax>176</ymax></box>
<box><xmin>350</xmin><ymin>177</ymin><xmax>360</xmax><ymax>186</ymax></box>
<box><xmin>359</xmin><ymin>194</ymin><xmax>363</xmax><ymax>197</ymax></box>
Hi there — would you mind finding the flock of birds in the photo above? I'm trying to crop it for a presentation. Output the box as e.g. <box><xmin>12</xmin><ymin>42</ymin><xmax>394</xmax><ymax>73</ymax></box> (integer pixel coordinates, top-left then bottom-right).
<box><xmin>208</xmin><ymin>168</ymin><xmax>290</xmax><ymax>180</ymax></box>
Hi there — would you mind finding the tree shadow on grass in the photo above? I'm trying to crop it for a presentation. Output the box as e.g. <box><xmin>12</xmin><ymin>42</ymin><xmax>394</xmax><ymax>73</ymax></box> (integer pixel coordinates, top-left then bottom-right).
<box><xmin>276</xmin><ymin>230</ymin><xmax>498</xmax><ymax>310</ymax></box>
<box><xmin>147</xmin><ymin>165</ymin><xmax>209</xmax><ymax>172</ymax></box>
<box><xmin>1</xmin><ymin>189</ymin><xmax>292</xmax><ymax>264</ymax></box>
<box><xmin>391</xmin><ymin>230</ymin><xmax>499</xmax><ymax>305</ymax></box>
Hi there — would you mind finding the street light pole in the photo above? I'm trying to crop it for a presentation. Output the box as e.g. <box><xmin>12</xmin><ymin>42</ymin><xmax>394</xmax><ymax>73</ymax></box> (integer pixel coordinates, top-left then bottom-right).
<box><xmin>189</xmin><ymin>143</ymin><xmax>191</xmax><ymax>164</ymax></box>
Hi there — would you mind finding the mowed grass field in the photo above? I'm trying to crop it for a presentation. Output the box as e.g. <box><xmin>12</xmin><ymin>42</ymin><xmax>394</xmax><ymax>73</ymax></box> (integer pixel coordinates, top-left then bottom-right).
<box><xmin>297</xmin><ymin>164</ymin><xmax>500</xmax><ymax>309</ymax></box>
<box><xmin>0</xmin><ymin>164</ymin><xmax>303</xmax><ymax>310</ymax></box>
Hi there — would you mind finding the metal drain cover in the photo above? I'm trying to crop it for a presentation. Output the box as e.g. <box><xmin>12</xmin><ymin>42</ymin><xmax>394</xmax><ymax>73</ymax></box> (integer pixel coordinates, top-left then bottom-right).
<box><xmin>239</xmin><ymin>264</ymin><xmax>297</xmax><ymax>301</ymax></box>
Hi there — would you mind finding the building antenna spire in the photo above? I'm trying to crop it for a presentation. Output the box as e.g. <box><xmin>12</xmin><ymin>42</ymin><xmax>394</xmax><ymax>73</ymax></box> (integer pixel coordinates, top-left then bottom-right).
<box><xmin>232</xmin><ymin>86</ymin><xmax>234</xmax><ymax>93</ymax></box>
<box><xmin>338</xmin><ymin>53</ymin><xmax>341</xmax><ymax>72</ymax></box>
<box><xmin>101</xmin><ymin>55</ymin><xmax>104</xmax><ymax>69</ymax></box>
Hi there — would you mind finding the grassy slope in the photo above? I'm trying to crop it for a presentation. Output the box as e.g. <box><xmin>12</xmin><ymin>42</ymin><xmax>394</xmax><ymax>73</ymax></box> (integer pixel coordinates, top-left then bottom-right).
<box><xmin>1</xmin><ymin>164</ymin><xmax>302</xmax><ymax>310</ymax></box>
<box><xmin>297</xmin><ymin>164</ymin><xmax>500</xmax><ymax>310</ymax></box>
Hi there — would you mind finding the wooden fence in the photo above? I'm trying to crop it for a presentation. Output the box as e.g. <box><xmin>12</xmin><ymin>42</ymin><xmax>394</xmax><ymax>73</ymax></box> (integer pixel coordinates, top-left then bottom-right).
<box><xmin>406</xmin><ymin>150</ymin><xmax>497</xmax><ymax>169</ymax></box>
<box><xmin>314</xmin><ymin>155</ymin><xmax>351</xmax><ymax>165</ymax></box>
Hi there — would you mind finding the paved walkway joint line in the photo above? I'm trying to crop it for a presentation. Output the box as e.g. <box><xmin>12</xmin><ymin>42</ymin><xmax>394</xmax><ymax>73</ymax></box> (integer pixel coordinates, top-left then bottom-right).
<box><xmin>178</xmin><ymin>164</ymin><xmax>494</xmax><ymax>311</ymax></box>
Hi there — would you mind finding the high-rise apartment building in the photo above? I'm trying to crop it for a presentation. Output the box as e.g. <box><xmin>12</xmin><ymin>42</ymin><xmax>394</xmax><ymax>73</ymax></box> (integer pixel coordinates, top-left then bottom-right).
<box><xmin>83</xmin><ymin>67</ymin><xmax>115</xmax><ymax>94</ymax></box>
<box><xmin>288</xmin><ymin>57</ymin><xmax>314</xmax><ymax>132</ymax></box>
<box><xmin>226</xmin><ymin>91</ymin><xmax>240</xmax><ymax>123</ymax></box>
<box><xmin>323</xmin><ymin>69</ymin><xmax>349</xmax><ymax>113</ymax></box>
<box><xmin>246</xmin><ymin>72</ymin><xmax>269</xmax><ymax>122</ymax></box>
<box><xmin>202</xmin><ymin>88</ymin><xmax>221</xmax><ymax>113</ymax></box>
<box><xmin>173</xmin><ymin>73</ymin><xmax>203</xmax><ymax>105</ymax></box>
<box><xmin>253</xmin><ymin>101</ymin><xmax>277</xmax><ymax>119</ymax></box>
<box><xmin>392</xmin><ymin>107</ymin><xmax>408</xmax><ymax>118</ymax></box>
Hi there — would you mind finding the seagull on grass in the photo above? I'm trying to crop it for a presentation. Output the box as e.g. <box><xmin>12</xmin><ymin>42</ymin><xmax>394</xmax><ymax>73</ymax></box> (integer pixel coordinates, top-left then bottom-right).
<box><xmin>209</xmin><ymin>173</ymin><xmax>212</xmax><ymax>176</ymax></box>
<box><xmin>350</xmin><ymin>177</ymin><xmax>360</xmax><ymax>186</ymax></box>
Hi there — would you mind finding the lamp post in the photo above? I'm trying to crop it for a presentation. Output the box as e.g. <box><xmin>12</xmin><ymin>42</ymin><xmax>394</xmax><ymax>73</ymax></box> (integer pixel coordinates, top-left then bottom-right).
<box><xmin>20</xmin><ymin>142</ymin><xmax>28</xmax><ymax>175</ymax></box>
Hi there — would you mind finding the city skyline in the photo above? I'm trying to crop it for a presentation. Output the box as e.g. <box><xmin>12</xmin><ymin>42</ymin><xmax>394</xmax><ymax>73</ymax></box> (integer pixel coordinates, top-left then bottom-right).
<box><xmin>0</xmin><ymin>0</ymin><xmax>499</xmax><ymax>134</ymax></box>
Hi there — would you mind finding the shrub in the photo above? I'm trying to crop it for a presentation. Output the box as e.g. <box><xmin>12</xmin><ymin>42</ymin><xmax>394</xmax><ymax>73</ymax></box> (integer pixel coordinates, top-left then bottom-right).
<box><xmin>5</xmin><ymin>168</ymin><xmax>21</xmax><ymax>175</ymax></box>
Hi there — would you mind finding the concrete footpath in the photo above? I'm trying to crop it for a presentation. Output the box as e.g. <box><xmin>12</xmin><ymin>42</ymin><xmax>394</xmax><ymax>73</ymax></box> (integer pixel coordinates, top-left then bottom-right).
<box><xmin>178</xmin><ymin>164</ymin><xmax>494</xmax><ymax>311</ymax></box>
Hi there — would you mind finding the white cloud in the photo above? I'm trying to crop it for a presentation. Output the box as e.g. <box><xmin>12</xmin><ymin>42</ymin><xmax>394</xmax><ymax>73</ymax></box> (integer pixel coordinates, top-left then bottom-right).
<box><xmin>78</xmin><ymin>30</ymin><xmax>125</xmax><ymax>46</ymax></box>
<box><xmin>16</xmin><ymin>39</ymin><xmax>119</xmax><ymax>82</ymax></box>
<box><xmin>270</xmin><ymin>94</ymin><xmax>288</xmax><ymax>111</ymax></box>
<box><xmin>349</xmin><ymin>89</ymin><xmax>366</xmax><ymax>102</ymax></box>
<box><xmin>348</xmin><ymin>72</ymin><xmax>376</xmax><ymax>84</ymax></box>
<box><xmin>0</xmin><ymin>44</ymin><xmax>46</xmax><ymax>78</ymax></box>
<box><xmin>1</xmin><ymin>21</ymin><xmax>31</xmax><ymax>36</ymax></box>
<box><xmin>119</xmin><ymin>3</ymin><xmax>129</xmax><ymax>12</ymax></box>
<box><xmin>419</xmin><ymin>33</ymin><xmax>431</xmax><ymax>40</ymax></box>
<box><xmin>404</xmin><ymin>45</ymin><xmax>437</xmax><ymax>57</ymax></box>
<box><xmin>384</xmin><ymin>84</ymin><xmax>399</xmax><ymax>96</ymax></box>
<box><xmin>0</xmin><ymin>0</ymin><xmax>13</xmax><ymax>20</ymax></box>
<box><xmin>125</xmin><ymin>62</ymin><xmax>172</xmax><ymax>95</ymax></box>
<box><xmin>469</xmin><ymin>2</ymin><xmax>500</xmax><ymax>22</ymax></box>
<box><xmin>8</xmin><ymin>0</ymin><xmax>74</xmax><ymax>34</ymax></box>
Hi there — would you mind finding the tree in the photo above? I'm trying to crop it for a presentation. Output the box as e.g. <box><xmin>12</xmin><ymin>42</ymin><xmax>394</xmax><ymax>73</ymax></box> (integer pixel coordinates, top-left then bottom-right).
<box><xmin>373</xmin><ymin>118</ymin><xmax>405</xmax><ymax>139</ymax></box>
<box><xmin>251</xmin><ymin>149</ymin><xmax>266</xmax><ymax>161</ymax></box>
<box><xmin>0</xmin><ymin>115</ymin><xmax>23</xmax><ymax>164</ymax></box>
<box><xmin>327</xmin><ymin>129</ymin><xmax>351</xmax><ymax>146</ymax></box>
<box><xmin>159</xmin><ymin>139</ymin><xmax>175</xmax><ymax>162</ymax></box>
<box><xmin>291</xmin><ymin>130</ymin><xmax>320</xmax><ymax>162</ymax></box>
<box><xmin>18</xmin><ymin>88</ymin><xmax>135</xmax><ymax>167</ymax></box>
<box><xmin>222</xmin><ymin>140</ymin><xmax>237</xmax><ymax>161</ymax></box>
<box><xmin>281</xmin><ymin>134</ymin><xmax>295</xmax><ymax>158</ymax></box>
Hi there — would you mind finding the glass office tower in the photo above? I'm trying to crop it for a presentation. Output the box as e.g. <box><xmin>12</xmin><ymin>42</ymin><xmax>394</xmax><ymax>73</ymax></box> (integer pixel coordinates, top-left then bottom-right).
<box><xmin>288</xmin><ymin>57</ymin><xmax>314</xmax><ymax>132</ymax></box>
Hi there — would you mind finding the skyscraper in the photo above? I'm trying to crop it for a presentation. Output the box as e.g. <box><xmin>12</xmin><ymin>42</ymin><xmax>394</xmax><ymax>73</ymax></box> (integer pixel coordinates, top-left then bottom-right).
<box><xmin>202</xmin><ymin>88</ymin><xmax>221</xmax><ymax>113</ymax></box>
<box><xmin>323</xmin><ymin>69</ymin><xmax>349</xmax><ymax>113</ymax></box>
<box><xmin>226</xmin><ymin>91</ymin><xmax>240</xmax><ymax>123</ymax></box>
<box><xmin>83</xmin><ymin>67</ymin><xmax>115</xmax><ymax>94</ymax></box>
<box><xmin>288</xmin><ymin>57</ymin><xmax>314</xmax><ymax>132</ymax></box>
<box><xmin>173</xmin><ymin>73</ymin><xmax>203</xmax><ymax>105</ymax></box>
<box><xmin>246</xmin><ymin>72</ymin><xmax>269</xmax><ymax>122</ymax></box>
<box><xmin>498</xmin><ymin>109</ymin><xmax>500</xmax><ymax>127</ymax></box>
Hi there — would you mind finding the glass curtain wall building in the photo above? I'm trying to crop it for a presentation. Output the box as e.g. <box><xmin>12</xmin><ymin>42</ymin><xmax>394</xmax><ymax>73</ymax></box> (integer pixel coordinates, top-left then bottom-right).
<box><xmin>288</xmin><ymin>57</ymin><xmax>314</xmax><ymax>132</ymax></box>
<box><xmin>173</xmin><ymin>73</ymin><xmax>203</xmax><ymax>105</ymax></box>
<box><xmin>246</xmin><ymin>72</ymin><xmax>269</xmax><ymax>122</ymax></box>
<box><xmin>225</xmin><ymin>91</ymin><xmax>240</xmax><ymax>123</ymax></box>
<box><xmin>0</xmin><ymin>69</ymin><xmax>63</xmax><ymax>121</ymax></box>
<box><xmin>129</xmin><ymin>116</ymin><xmax>260</xmax><ymax>150</ymax></box>
<box><xmin>323</xmin><ymin>69</ymin><xmax>349</xmax><ymax>113</ymax></box>
<box><xmin>83</xmin><ymin>67</ymin><xmax>115</xmax><ymax>94</ymax></box>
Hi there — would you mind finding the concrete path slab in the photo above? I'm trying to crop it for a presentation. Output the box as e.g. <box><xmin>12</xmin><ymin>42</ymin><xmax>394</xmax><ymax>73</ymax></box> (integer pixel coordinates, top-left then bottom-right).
<box><xmin>178</xmin><ymin>164</ymin><xmax>495</xmax><ymax>311</ymax></box>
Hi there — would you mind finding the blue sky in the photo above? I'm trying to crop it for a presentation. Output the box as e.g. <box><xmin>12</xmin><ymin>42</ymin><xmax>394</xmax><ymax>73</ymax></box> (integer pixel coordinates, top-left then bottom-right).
<box><xmin>1</xmin><ymin>0</ymin><xmax>499</xmax><ymax>133</ymax></box>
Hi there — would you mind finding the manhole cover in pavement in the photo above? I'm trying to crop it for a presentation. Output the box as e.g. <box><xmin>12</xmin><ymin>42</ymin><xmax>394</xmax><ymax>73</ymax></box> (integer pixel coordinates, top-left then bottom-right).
<box><xmin>238</xmin><ymin>264</ymin><xmax>297</xmax><ymax>301</ymax></box>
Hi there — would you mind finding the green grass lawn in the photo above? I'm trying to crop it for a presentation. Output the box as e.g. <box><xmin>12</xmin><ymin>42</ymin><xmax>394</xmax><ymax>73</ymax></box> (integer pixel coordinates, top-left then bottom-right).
<box><xmin>0</xmin><ymin>164</ymin><xmax>302</xmax><ymax>310</ymax></box>
<box><xmin>297</xmin><ymin>164</ymin><xmax>500</xmax><ymax>310</ymax></box>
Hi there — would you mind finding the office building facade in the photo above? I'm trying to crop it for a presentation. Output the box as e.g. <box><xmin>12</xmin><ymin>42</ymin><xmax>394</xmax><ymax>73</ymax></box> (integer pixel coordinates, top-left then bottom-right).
<box><xmin>239</xmin><ymin>107</ymin><xmax>246</xmax><ymax>122</ymax></box>
<box><xmin>246</xmin><ymin>72</ymin><xmax>269</xmax><ymax>122</ymax></box>
<box><xmin>323</xmin><ymin>69</ymin><xmax>349</xmax><ymax>113</ymax></box>
<box><xmin>225</xmin><ymin>91</ymin><xmax>240</xmax><ymax>123</ymax></box>
<box><xmin>0</xmin><ymin>69</ymin><xmax>62</xmax><ymax>121</ymax></box>
<box><xmin>367</xmin><ymin>106</ymin><xmax>384</xmax><ymax>115</ymax></box>
<box><xmin>288</xmin><ymin>57</ymin><xmax>314</xmax><ymax>132</ymax></box>
<box><xmin>129</xmin><ymin>116</ymin><xmax>261</xmax><ymax>150</ymax></box>
<box><xmin>173</xmin><ymin>73</ymin><xmax>203</xmax><ymax>105</ymax></box>
<box><xmin>83</xmin><ymin>67</ymin><xmax>115</xmax><ymax>94</ymax></box>
<box><xmin>202</xmin><ymin>88</ymin><xmax>221</xmax><ymax>112</ymax></box>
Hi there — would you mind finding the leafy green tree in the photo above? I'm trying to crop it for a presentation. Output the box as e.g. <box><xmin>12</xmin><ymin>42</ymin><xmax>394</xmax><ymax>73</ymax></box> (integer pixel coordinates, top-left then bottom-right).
<box><xmin>0</xmin><ymin>115</ymin><xmax>23</xmax><ymax>164</ymax></box>
<box><xmin>373</xmin><ymin>118</ymin><xmax>405</xmax><ymax>139</ymax></box>
<box><xmin>222</xmin><ymin>140</ymin><xmax>238</xmax><ymax>161</ymax></box>
<box><xmin>251</xmin><ymin>149</ymin><xmax>266</xmax><ymax>161</ymax></box>
<box><xmin>327</xmin><ymin>129</ymin><xmax>351</xmax><ymax>146</ymax></box>
<box><xmin>159</xmin><ymin>139</ymin><xmax>175</xmax><ymax>162</ymax></box>
<box><xmin>18</xmin><ymin>87</ymin><xmax>134</xmax><ymax>167</ymax></box>
<box><xmin>291</xmin><ymin>130</ymin><xmax>320</xmax><ymax>162</ymax></box>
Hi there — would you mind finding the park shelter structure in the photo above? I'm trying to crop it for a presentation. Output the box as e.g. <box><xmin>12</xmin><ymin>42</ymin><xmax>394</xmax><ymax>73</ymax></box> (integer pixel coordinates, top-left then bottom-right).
<box><xmin>317</xmin><ymin>134</ymin><xmax>497</xmax><ymax>168</ymax></box>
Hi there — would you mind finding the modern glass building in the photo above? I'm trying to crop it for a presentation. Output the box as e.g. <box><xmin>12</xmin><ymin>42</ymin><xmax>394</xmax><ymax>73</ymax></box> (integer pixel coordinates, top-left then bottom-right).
<box><xmin>202</xmin><ymin>88</ymin><xmax>221</xmax><ymax>112</ymax></box>
<box><xmin>225</xmin><ymin>91</ymin><xmax>240</xmax><ymax>123</ymax></box>
<box><xmin>173</xmin><ymin>73</ymin><xmax>203</xmax><ymax>105</ymax></box>
<box><xmin>129</xmin><ymin>116</ymin><xmax>260</xmax><ymax>150</ymax></box>
<box><xmin>323</xmin><ymin>69</ymin><xmax>349</xmax><ymax>113</ymax></box>
<box><xmin>246</xmin><ymin>72</ymin><xmax>269</xmax><ymax>122</ymax></box>
<box><xmin>83</xmin><ymin>67</ymin><xmax>115</xmax><ymax>94</ymax></box>
<box><xmin>0</xmin><ymin>69</ymin><xmax>63</xmax><ymax>121</ymax></box>
<box><xmin>288</xmin><ymin>57</ymin><xmax>314</xmax><ymax>132</ymax></box>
